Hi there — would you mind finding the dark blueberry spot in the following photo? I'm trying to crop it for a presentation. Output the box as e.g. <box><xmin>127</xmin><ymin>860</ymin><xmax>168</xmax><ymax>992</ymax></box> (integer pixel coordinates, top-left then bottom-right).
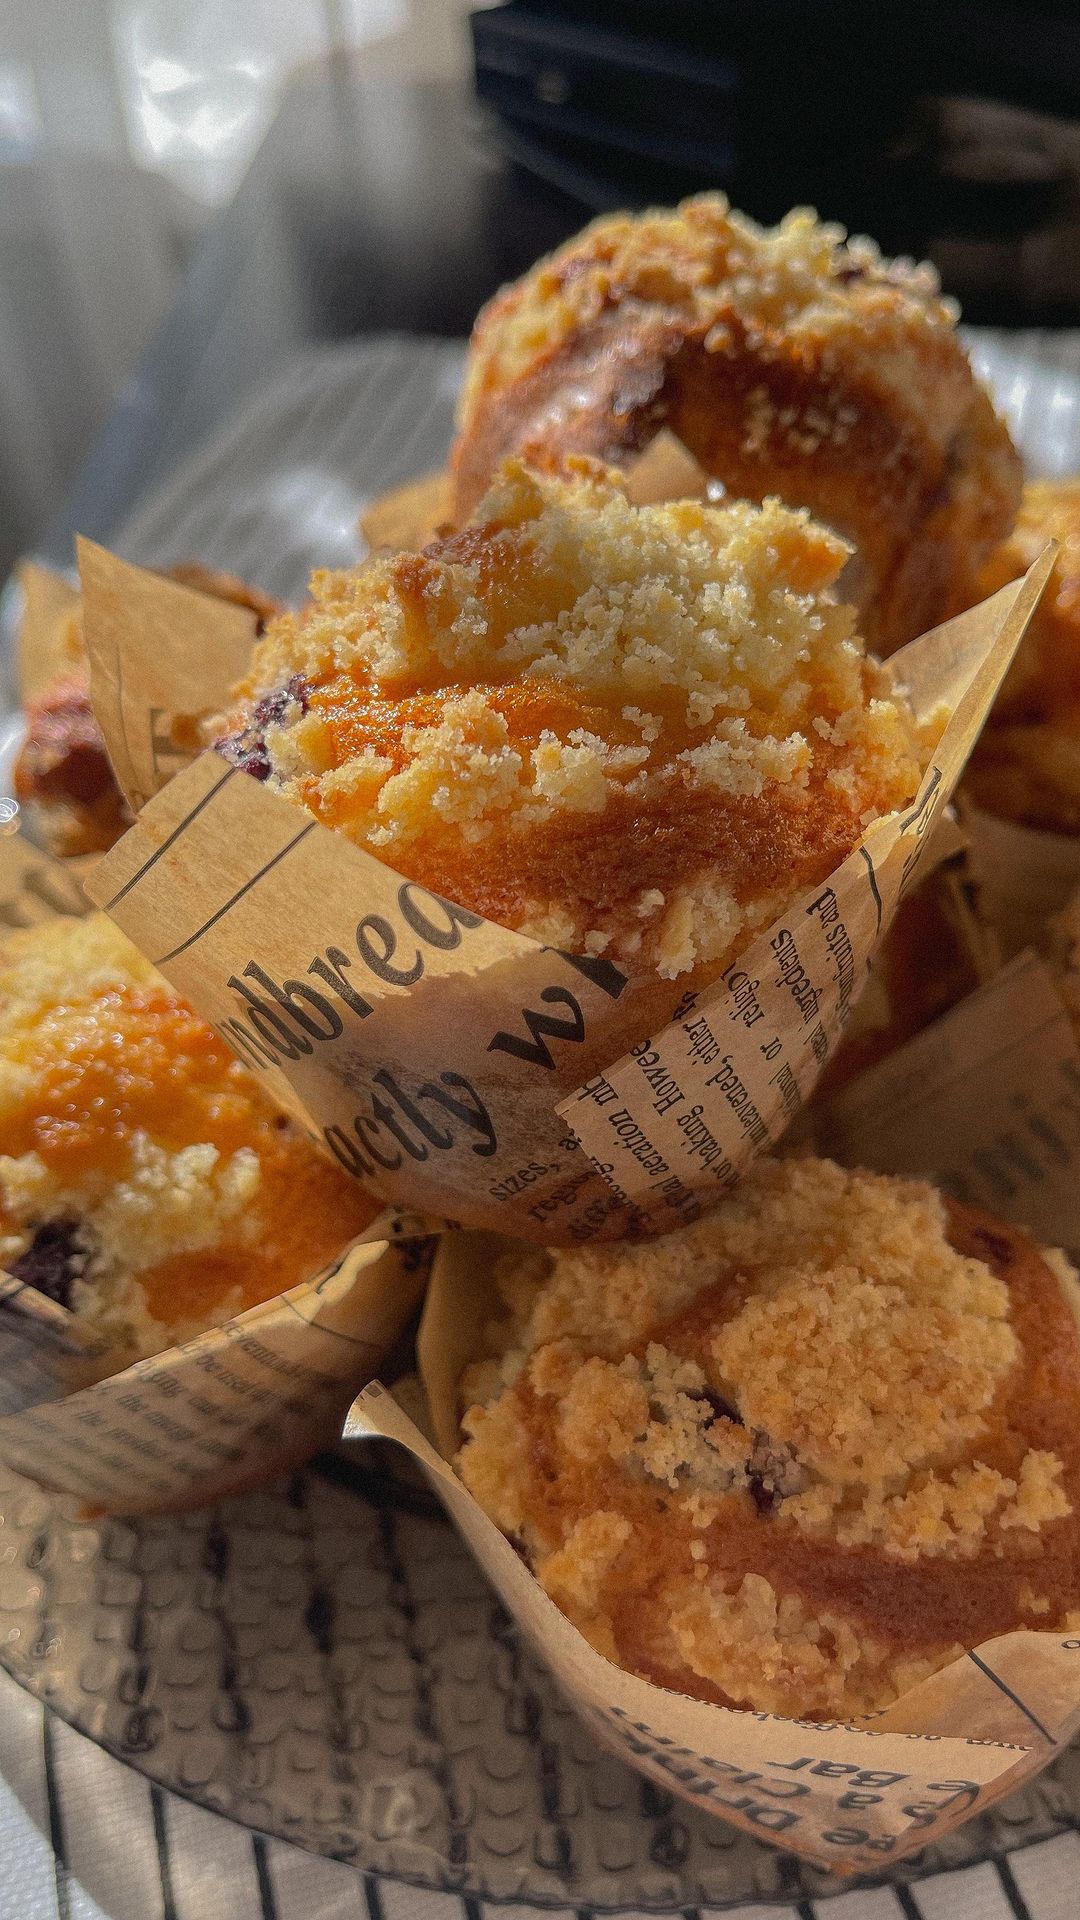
<box><xmin>9</xmin><ymin>1216</ymin><xmax>93</xmax><ymax>1309</ymax></box>
<box><xmin>214</xmin><ymin>674</ymin><xmax>308</xmax><ymax>783</ymax></box>
<box><xmin>253</xmin><ymin>673</ymin><xmax>309</xmax><ymax>728</ymax></box>
<box><xmin>236</xmin><ymin>745</ymin><xmax>271</xmax><ymax>781</ymax></box>
<box><xmin>687</xmin><ymin>1384</ymin><xmax>740</xmax><ymax>1424</ymax></box>
<box><xmin>748</xmin><ymin>1473</ymin><xmax>779</xmax><ymax>1516</ymax></box>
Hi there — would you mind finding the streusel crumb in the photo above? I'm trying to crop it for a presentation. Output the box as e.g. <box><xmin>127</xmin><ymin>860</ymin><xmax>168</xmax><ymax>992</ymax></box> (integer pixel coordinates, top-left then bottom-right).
<box><xmin>457</xmin><ymin>1157</ymin><xmax>1080</xmax><ymax>1719</ymax></box>
<box><xmin>0</xmin><ymin>915</ymin><xmax>376</xmax><ymax>1356</ymax></box>
<box><xmin>214</xmin><ymin>462</ymin><xmax>922</xmax><ymax>985</ymax></box>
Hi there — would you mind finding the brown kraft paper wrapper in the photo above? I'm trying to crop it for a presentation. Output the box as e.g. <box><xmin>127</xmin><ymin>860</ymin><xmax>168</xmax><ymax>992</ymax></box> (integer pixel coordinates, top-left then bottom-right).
<box><xmin>77</xmin><ymin>537</ymin><xmax>261</xmax><ymax>816</ymax></box>
<box><xmin>80</xmin><ymin>544</ymin><xmax>1054</xmax><ymax>1242</ymax></box>
<box><xmin>345</xmin><ymin>1197</ymin><xmax>1080</xmax><ymax>1871</ymax></box>
<box><xmin>347</xmin><ymin>1333</ymin><xmax>1080</xmax><ymax>1875</ymax></box>
<box><xmin>0</xmin><ymin>831</ymin><xmax>430</xmax><ymax>1512</ymax></box>
<box><xmin>961</xmin><ymin>799</ymin><xmax>1080</xmax><ymax>959</ymax></box>
<box><xmin>817</xmin><ymin>948</ymin><xmax>1080</xmax><ymax>1259</ymax></box>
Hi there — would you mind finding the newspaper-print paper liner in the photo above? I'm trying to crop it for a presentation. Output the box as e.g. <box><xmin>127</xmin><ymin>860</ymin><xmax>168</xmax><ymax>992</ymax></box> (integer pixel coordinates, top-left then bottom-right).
<box><xmin>0</xmin><ymin>833</ymin><xmax>430</xmax><ymax>1512</ymax></box>
<box><xmin>80</xmin><ymin>541</ymin><xmax>1054</xmax><ymax>1243</ymax></box>
<box><xmin>812</xmin><ymin>838</ymin><xmax>1000</xmax><ymax>1101</ymax></box>
<box><xmin>346</xmin><ymin>1351</ymin><xmax>1080</xmax><ymax>1875</ymax></box>
<box><xmin>77</xmin><ymin>538</ymin><xmax>261</xmax><ymax>816</ymax></box>
<box><xmin>556</xmin><ymin>558</ymin><xmax>1056</xmax><ymax>1228</ymax></box>
<box><xmin>816</xmin><ymin>948</ymin><xmax>1080</xmax><ymax>1258</ymax></box>
<box><xmin>338</xmin><ymin>921</ymin><xmax>1080</xmax><ymax>1872</ymax></box>
<box><xmin>961</xmin><ymin>799</ymin><xmax>1080</xmax><ymax>959</ymax></box>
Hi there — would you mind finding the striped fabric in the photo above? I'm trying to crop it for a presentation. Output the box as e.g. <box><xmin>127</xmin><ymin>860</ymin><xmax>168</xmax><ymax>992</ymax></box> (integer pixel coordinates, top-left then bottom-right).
<box><xmin>4</xmin><ymin>1667</ymin><xmax>1080</xmax><ymax>1918</ymax></box>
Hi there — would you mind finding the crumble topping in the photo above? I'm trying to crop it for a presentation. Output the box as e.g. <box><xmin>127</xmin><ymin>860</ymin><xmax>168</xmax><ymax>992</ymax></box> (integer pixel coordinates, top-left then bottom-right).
<box><xmin>458</xmin><ymin>197</ymin><xmax>958</xmax><ymax>454</ymax></box>
<box><xmin>0</xmin><ymin>914</ymin><xmax>375</xmax><ymax>1356</ymax></box>
<box><xmin>214</xmin><ymin>462</ymin><xmax>922</xmax><ymax>981</ymax></box>
<box><xmin>457</xmin><ymin>1157</ymin><xmax>1080</xmax><ymax>1718</ymax></box>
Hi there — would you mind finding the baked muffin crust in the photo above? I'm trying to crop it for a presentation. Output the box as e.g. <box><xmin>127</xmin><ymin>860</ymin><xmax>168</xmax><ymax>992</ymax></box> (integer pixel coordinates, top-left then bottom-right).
<box><xmin>458</xmin><ymin>1157</ymin><xmax>1080</xmax><ymax>1719</ymax></box>
<box><xmin>452</xmin><ymin>196</ymin><xmax>1021</xmax><ymax>656</ymax></box>
<box><xmin>0</xmin><ymin>915</ymin><xmax>375</xmax><ymax>1355</ymax></box>
<box><xmin>215</xmin><ymin>462</ymin><xmax>921</xmax><ymax>986</ymax></box>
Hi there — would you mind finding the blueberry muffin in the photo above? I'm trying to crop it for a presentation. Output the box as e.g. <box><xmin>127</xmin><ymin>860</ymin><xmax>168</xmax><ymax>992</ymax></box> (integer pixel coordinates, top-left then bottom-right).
<box><xmin>451</xmin><ymin>197</ymin><xmax>1020</xmax><ymax>655</ymax></box>
<box><xmin>0</xmin><ymin>914</ymin><xmax>377</xmax><ymax>1356</ymax></box>
<box><xmin>213</xmin><ymin>461</ymin><xmax>922</xmax><ymax>990</ymax></box>
<box><xmin>458</xmin><ymin>1157</ymin><xmax>1080</xmax><ymax>1719</ymax></box>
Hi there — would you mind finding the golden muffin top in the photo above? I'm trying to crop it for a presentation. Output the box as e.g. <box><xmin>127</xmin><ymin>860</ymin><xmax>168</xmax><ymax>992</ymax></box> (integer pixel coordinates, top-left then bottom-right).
<box><xmin>458</xmin><ymin>196</ymin><xmax>959</xmax><ymax>455</ymax></box>
<box><xmin>215</xmin><ymin>461</ymin><xmax>921</xmax><ymax>982</ymax></box>
<box><xmin>458</xmin><ymin>1156</ymin><xmax>1080</xmax><ymax>1719</ymax></box>
<box><xmin>0</xmin><ymin>914</ymin><xmax>375</xmax><ymax>1353</ymax></box>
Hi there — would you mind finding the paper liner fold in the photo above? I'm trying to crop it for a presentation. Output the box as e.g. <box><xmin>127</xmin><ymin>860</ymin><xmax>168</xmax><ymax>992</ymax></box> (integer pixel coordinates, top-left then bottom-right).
<box><xmin>0</xmin><ymin>832</ymin><xmax>431</xmax><ymax>1511</ymax></box>
<box><xmin>77</xmin><ymin>537</ymin><xmax>260</xmax><ymax>816</ymax></box>
<box><xmin>962</xmin><ymin>799</ymin><xmax>1080</xmax><ymax>958</ymax></box>
<box><xmin>82</xmin><ymin>544</ymin><xmax>1055</xmax><ymax>1241</ymax></box>
<box><xmin>358</xmin><ymin>470</ymin><xmax>453</xmax><ymax>554</ymax></box>
<box><xmin>0</xmin><ymin>1234</ymin><xmax>430</xmax><ymax>1514</ymax></box>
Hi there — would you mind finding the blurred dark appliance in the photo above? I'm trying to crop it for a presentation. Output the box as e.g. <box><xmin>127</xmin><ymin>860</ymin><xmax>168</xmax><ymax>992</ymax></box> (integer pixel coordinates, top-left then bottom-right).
<box><xmin>470</xmin><ymin>1</ymin><xmax>1080</xmax><ymax>321</ymax></box>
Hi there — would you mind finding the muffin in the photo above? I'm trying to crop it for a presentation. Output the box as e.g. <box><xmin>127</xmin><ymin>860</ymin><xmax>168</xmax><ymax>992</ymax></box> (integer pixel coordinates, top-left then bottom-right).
<box><xmin>457</xmin><ymin>1156</ymin><xmax>1080</xmax><ymax>1720</ymax></box>
<box><xmin>451</xmin><ymin>196</ymin><xmax>1021</xmax><ymax>656</ymax></box>
<box><xmin>965</xmin><ymin>479</ymin><xmax>1080</xmax><ymax>833</ymax></box>
<box><xmin>0</xmin><ymin>913</ymin><xmax>377</xmax><ymax>1356</ymax></box>
<box><xmin>15</xmin><ymin>564</ymin><xmax>280</xmax><ymax>858</ymax></box>
<box><xmin>213</xmin><ymin>460</ymin><xmax>922</xmax><ymax>993</ymax></box>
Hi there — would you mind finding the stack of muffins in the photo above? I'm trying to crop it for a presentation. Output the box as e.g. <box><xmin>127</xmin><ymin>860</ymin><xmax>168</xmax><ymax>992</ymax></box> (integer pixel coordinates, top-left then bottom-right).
<box><xmin>7</xmin><ymin>192</ymin><xmax>1080</xmax><ymax>1738</ymax></box>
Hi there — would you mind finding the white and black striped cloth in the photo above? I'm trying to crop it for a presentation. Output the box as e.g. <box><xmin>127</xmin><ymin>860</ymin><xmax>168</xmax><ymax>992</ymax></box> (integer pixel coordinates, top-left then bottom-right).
<box><xmin>2</xmin><ymin>1666</ymin><xmax>1078</xmax><ymax>1920</ymax></box>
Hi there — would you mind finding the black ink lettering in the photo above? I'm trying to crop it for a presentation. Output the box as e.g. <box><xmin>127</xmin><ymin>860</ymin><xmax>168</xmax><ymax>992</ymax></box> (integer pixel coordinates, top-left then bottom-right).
<box><xmin>218</xmin><ymin>1017</ymin><xmax>278</xmax><ymax>1072</ymax></box>
<box><xmin>373</xmin><ymin>1069</ymin><xmax>453</xmax><ymax>1149</ymax></box>
<box><xmin>308</xmin><ymin>948</ymin><xmax>375</xmax><ymax>1020</ymax></box>
<box><xmin>487</xmin><ymin>986</ymin><xmax>586</xmax><ymax>1070</ymax></box>
<box><xmin>227</xmin><ymin>972</ymin><xmax>310</xmax><ymax>1059</ymax></box>
<box><xmin>417</xmin><ymin>1071</ymin><xmax>498</xmax><ymax>1157</ymax></box>
<box><xmin>355</xmin><ymin>914</ymin><xmax>422</xmax><ymax>987</ymax></box>
<box><xmin>397</xmin><ymin>883</ymin><xmax>483</xmax><ymax>949</ymax></box>
<box><xmin>240</xmin><ymin>960</ymin><xmax>343</xmax><ymax>1042</ymax></box>
<box><xmin>557</xmin><ymin>950</ymin><xmax>627</xmax><ymax>1000</ymax></box>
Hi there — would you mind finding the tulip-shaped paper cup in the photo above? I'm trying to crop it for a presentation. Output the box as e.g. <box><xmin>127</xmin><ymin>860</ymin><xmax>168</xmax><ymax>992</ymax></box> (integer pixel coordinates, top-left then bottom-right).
<box><xmin>0</xmin><ymin>833</ymin><xmax>431</xmax><ymax>1514</ymax></box>
<box><xmin>341</xmin><ymin>1187</ymin><xmax>1080</xmax><ymax>1876</ymax></box>
<box><xmin>78</xmin><ymin>534</ymin><xmax>1054</xmax><ymax>1244</ymax></box>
